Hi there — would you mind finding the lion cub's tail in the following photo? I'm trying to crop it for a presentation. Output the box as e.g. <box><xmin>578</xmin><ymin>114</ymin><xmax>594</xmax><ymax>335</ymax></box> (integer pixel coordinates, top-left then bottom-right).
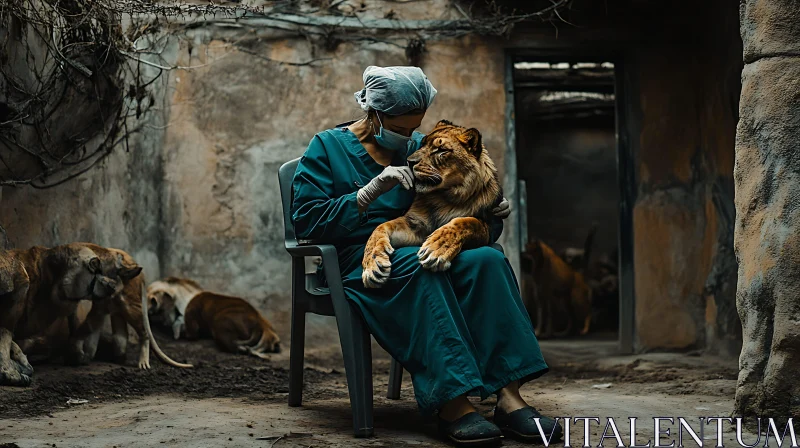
<box><xmin>141</xmin><ymin>282</ymin><xmax>193</xmax><ymax>368</ymax></box>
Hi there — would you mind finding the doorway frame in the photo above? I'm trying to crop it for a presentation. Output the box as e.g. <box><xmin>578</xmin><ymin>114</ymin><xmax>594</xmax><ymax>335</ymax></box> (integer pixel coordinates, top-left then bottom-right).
<box><xmin>503</xmin><ymin>49</ymin><xmax>636</xmax><ymax>354</ymax></box>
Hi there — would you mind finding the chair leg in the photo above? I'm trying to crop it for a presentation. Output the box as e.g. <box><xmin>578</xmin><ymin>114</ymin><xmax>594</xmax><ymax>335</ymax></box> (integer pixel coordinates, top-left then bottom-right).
<box><xmin>320</xmin><ymin>246</ymin><xmax>374</xmax><ymax>438</ymax></box>
<box><xmin>288</xmin><ymin>307</ymin><xmax>306</xmax><ymax>407</ymax></box>
<box><xmin>387</xmin><ymin>357</ymin><xmax>403</xmax><ymax>400</ymax></box>
<box><xmin>333</xmin><ymin>302</ymin><xmax>374</xmax><ymax>437</ymax></box>
<box><xmin>289</xmin><ymin>259</ymin><xmax>307</xmax><ymax>407</ymax></box>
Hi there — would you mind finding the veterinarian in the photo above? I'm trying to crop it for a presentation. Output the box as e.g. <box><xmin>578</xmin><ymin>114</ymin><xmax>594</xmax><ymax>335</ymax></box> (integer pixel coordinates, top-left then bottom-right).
<box><xmin>291</xmin><ymin>66</ymin><xmax>559</xmax><ymax>446</ymax></box>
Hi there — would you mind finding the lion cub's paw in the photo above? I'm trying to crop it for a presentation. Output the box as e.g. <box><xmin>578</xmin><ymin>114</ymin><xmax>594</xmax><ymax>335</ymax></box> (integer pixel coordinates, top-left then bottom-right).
<box><xmin>362</xmin><ymin>241</ymin><xmax>394</xmax><ymax>288</ymax></box>
<box><xmin>418</xmin><ymin>229</ymin><xmax>461</xmax><ymax>272</ymax></box>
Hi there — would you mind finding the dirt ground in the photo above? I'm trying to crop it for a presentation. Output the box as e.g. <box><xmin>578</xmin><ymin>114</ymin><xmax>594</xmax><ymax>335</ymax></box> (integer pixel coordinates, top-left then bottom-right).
<box><xmin>0</xmin><ymin>331</ymin><xmax>756</xmax><ymax>448</ymax></box>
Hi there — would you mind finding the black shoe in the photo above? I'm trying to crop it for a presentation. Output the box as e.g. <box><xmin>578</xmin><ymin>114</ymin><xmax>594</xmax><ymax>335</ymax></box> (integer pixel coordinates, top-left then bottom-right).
<box><xmin>438</xmin><ymin>412</ymin><xmax>503</xmax><ymax>447</ymax></box>
<box><xmin>493</xmin><ymin>406</ymin><xmax>563</xmax><ymax>444</ymax></box>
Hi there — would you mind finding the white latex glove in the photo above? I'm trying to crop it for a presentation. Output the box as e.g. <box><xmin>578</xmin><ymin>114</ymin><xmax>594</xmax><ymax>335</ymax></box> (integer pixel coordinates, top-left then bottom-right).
<box><xmin>357</xmin><ymin>165</ymin><xmax>414</xmax><ymax>210</ymax></box>
<box><xmin>493</xmin><ymin>197</ymin><xmax>511</xmax><ymax>219</ymax></box>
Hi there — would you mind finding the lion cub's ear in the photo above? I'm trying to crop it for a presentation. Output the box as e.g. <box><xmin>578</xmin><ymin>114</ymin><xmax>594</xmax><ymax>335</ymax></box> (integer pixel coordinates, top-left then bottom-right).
<box><xmin>433</xmin><ymin>119</ymin><xmax>454</xmax><ymax>129</ymax></box>
<box><xmin>457</xmin><ymin>128</ymin><xmax>482</xmax><ymax>156</ymax></box>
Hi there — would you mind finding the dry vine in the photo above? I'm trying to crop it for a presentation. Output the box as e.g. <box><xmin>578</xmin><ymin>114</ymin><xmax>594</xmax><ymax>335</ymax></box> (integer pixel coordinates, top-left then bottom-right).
<box><xmin>0</xmin><ymin>0</ymin><xmax>570</xmax><ymax>189</ymax></box>
<box><xmin>0</xmin><ymin>0</ymin><xmax>156</xmax><ymax>188</ymax></box>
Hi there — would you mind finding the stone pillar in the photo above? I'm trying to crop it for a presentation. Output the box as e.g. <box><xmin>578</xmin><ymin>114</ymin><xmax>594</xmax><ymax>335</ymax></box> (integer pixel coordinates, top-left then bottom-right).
<box><xmin>734</xmin><ymin>0</ymin><xmax>800</xmax><ymax>423</ymax></box>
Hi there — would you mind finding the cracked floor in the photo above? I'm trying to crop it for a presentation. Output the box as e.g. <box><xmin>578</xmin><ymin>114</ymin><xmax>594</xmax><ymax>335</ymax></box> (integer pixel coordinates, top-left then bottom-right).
<box><xmin>1</xmin><ymin>336</ymin><xmax>757</xmax><ymax>448</ymax></box>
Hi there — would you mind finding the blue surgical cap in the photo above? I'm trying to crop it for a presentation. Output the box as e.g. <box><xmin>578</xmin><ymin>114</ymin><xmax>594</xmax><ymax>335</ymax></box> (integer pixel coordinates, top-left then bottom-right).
<box><xmin>354</xmin><ymin>66</ymin><xmax>437</xmax><ymax>116</ymax></box>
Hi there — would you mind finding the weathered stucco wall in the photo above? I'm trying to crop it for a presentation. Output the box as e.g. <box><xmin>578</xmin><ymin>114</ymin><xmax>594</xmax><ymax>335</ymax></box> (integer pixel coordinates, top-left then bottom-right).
<box><xmin>158</xmin><ymin>31</ymin><xmax>506</xmax><ymax>337</ymax></box>
<box><xmin>634</xmin><ymin>0</ymin><xmax>741</xmax><ymax>356</ymax></box>
<box><xmin>0</xmin><ymin>141</ymin><xmax>164</xmax><ymax>279</ymax></box>
<box><xmin>0</xmin><ymin>37</ymin><xmax>171</xmax><ymax>283</ymax></box>
<box><xmin>0</xmin><ymin>0</ymin><xmax>744</xmax><ymax>356</ymax></box>
<box><xmin>629</xmin><ymin>0</ymin><xmax>741</xmax><ymax>354</ymax></box>
<box><xmin>160</xmin><ymin>1</ymin><xmax>741</xmax><ymax>353</ymax></box>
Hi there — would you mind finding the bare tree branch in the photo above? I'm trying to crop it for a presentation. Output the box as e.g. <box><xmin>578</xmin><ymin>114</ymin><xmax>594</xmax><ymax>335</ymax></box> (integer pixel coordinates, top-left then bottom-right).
<box><xmin>0</xmin><ymin>0</ymin><xmax>572</xmax><ymax>189</ymax></box>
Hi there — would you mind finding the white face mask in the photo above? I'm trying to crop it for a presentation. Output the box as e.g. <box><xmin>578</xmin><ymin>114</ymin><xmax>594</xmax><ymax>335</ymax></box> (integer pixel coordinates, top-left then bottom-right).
<box><xmin>373</xmin><ymin>112</ymin><xmax>412</xmax><ymax>152</ymax></box>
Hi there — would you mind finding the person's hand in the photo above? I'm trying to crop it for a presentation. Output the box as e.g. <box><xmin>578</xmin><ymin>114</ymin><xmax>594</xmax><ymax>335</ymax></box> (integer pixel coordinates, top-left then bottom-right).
<box><xmin>493</xmin><ymin>197</ymin><xmax>511</xmax><ymax>219</ymax></box>
<box><xmin>357</xmin><ymin>166</ymin><xmax>414</xmax><ymax>210</ymax></box>
<box><xmin>375</xmin><ymin>166</ymin><xmax>414</xmax><ymax>191</ymax></box>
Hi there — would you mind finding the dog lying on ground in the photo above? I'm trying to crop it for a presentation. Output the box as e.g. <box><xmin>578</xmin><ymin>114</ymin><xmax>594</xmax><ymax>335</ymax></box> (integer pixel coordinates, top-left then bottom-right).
<box><xmin>183</xmin><ymin>292</ymin><xmax>281</xmax><ymax>358</ymax></box>
<box><xmin>522</xmin><ymin>226</ymin><xmax>596</xmax><ymax>339</ymax></box>
<box><xmin>68</xmin><ymin>249</ymin><xmax>192</xmax><ymax>369</ymax></box>
<box><xmin>0</xmin><ymin>243</ymin><xmax>137</xmax><ymax>386</ymax></box>
<box><xmin>361</xmin><ymin>120</ymin><xmax>502</xmax><ymax>287</ymax></box>
<box><xmin>148</xmin><ymin>277</ymin><xmax>281</xmax><ymax>359</ymax></box>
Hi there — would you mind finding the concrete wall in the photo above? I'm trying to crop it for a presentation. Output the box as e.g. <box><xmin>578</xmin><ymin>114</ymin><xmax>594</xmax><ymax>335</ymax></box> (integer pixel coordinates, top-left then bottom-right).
<box><xmin>157</xmin><ymin>31</ymin><xmax>507</xmax><ymax>338</ymax></box>
<box><xmin>0</xmin><ymin>31</ymin><xmax>170</xmax><ymax>283</ymax></box>
<box><xmin>501</xmin><ymin>0</ymin><xmax>741</xmax><ymax>354</ymax></box>
<box><xmin>627</xmin><ymin>0</ymin><xmax>741</xmax><ymax>354</ymax></box>
<box><xmin>0</xmin><ymin>0</ymin><xmax>743</xmax><ymax>355</ymax></box>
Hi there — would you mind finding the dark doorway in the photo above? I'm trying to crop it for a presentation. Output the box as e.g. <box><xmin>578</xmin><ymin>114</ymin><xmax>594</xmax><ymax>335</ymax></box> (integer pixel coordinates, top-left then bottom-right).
<box><xmin>513</xmin><ymin>60</ymin><xmax>622</xmax><ymax>343</ymax></box>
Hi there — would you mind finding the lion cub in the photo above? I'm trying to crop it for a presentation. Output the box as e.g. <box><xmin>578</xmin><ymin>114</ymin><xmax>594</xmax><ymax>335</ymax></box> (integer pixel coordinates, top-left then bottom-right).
<box><xmin>362</xmin><ymin>120</ymin><xmax>502</xmax><ymax>288</ymax></box>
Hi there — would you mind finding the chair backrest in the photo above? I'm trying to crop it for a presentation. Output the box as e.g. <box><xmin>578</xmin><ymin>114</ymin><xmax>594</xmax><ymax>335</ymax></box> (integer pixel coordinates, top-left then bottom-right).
<box><xmin>278</xmin><ymin>158</ymin><xmax>301</xmax><ymax>243</ymax></box>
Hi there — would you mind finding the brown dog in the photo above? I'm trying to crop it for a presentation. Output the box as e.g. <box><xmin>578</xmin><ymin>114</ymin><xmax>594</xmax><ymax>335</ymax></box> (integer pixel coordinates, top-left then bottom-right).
<box><xmin>362</xmin><ymin>120</ymin><xmax>502</xmax><ymax>287</ymax></box>
<box><xmin>522</xmin><ymin>236</ymin><xmax>594</xmax><ymax>339</ymax></box>
<box><xmin>68</xmin><ymin>249</ymin><xmax>192</xmax><ymax>369</ymax></box>
<box><xmin>0</xmin><ymin>243</ymin><xmax>137</xmax><ymax>386</ymax></box>
<box><xmin>183</xmin><ymin>291</ymin><xmax>281</xmax><ymax>359</ymax></box>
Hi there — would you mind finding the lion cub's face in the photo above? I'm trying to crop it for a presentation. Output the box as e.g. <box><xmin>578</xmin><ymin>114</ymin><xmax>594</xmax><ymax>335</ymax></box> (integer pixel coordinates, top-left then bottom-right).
<box><xmin>407</xmin><ymin>120</ymin><xmax>484</xmax><ymax>194</ymax></box>
<box><xmin>58</xmin><ymin>244</ymin><xmax>142</xmax><ymax>302</ymax></box>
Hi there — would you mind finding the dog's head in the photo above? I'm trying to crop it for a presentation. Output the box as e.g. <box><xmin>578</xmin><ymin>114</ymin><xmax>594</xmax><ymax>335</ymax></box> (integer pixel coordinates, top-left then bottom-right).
<box><xmin>560</xmin><ymin>247</ymin><xmax>585</xmax><ymax>272</ymax></box>
<box><xmin>52</xmin><ymin>243</ymin><xmax>142</xmax><ymax>302</ymax></box>
<box><xmin>146</xmin><ymin>277</ymin><xmax>203</xmax><ymax>338</ymax></box>
<box><xmin>146</xmin><ymin>282</ymin><xmax>172</xmax><ymax>315</ymax></box>
<box><xmin>522</xmin><ymin>240</ymin><xmax>546</xmax><ymax>271</ymax></box>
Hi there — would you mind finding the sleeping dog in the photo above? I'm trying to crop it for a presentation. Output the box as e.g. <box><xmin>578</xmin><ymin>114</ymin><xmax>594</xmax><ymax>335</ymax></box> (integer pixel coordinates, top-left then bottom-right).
<box><xmin>147</xmin><ymin>277</ymin><xmax>280</xmax><ymax>358</ymax></box>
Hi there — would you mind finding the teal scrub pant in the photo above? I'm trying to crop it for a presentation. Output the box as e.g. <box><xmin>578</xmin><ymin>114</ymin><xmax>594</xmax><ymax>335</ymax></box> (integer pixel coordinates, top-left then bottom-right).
<box><xmin>340</xmin><ymin>245</ymin><xmax>549</xmax><ymax>415</ymax></box>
